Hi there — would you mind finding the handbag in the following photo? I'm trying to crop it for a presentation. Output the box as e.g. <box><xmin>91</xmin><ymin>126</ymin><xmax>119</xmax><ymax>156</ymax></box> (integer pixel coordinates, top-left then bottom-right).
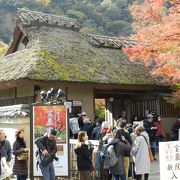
<box><xmin>141</xmin><ymin>135</ymin><xmax>154</xmax><ymax>162</ymax></box>
<box><xmin>17</xmin><ymin>152</ymin><xmax>29</xmax><ymax>160</ymax></box>
<box><xmin>148</xmin><ymin>148</ymin><xmax>154</xmax><ymax>161</ymax></box>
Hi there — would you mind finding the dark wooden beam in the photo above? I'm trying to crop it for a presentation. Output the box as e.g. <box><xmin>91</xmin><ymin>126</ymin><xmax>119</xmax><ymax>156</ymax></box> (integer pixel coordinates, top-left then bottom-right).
<box><xmin>0</xmin><ymin>79</ymin><xmax>172</xmax><ymax>92</ymax></box>
<box><xmin>5</xmin><ymin>26</ymin><xmax>23</xmax><ymax>55</ymax></box>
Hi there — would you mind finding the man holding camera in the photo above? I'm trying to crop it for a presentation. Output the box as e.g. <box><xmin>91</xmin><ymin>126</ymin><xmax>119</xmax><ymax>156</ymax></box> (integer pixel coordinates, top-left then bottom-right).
<box><xmin>35</xmin><ymin>128</ymin><xmax>58</xmax><ymax>180</ymax></box>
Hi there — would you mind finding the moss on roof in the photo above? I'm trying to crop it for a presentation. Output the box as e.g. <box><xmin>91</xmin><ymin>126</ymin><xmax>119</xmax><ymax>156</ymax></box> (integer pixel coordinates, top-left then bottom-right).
<box><xmin>0</xmin><ymin>23</ymin><xmax>156</xmax><ymax>85</ymax></box>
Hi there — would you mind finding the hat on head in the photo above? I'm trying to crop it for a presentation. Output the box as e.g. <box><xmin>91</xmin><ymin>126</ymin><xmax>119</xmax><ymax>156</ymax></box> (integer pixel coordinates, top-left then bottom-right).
<box><xmin>147</xmin><ymin>114</ymin><xmax>153</xmax><ymax>118</ymax></box>
<box><xmin>81</xmin><ymin>112</ymin><xmax>87</xmax><ymax>116</ymax></box>
<box><xmin>49</xmin><ymin>128</ymin><xmax>57</xmax><ymax>136</ymax></box>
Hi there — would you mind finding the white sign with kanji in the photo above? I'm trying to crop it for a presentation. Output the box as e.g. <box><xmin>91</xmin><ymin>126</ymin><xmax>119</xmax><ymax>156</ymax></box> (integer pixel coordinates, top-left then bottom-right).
<box><xmin>159</xmin><ymin>141</ymin><xmax>180</xmax><ymax>180</ymax></box>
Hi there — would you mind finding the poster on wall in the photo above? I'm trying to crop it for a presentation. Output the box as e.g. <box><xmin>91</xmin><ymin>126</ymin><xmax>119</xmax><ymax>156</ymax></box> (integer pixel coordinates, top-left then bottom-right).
<box><xmin>159</xmin><ymin>141</ymin><xmax>180</xmax><ymax>180</ymax></box>
<box><xmin>31</xmin><ymin>104</ymin><xmax>69</xmax><ymax>177</ymax></box>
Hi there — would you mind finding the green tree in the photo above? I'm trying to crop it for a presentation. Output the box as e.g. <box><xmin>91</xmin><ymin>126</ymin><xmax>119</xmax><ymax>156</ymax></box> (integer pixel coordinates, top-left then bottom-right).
<box><xmin>0</xmin><ymin>0</ymin><xmax>133</xmax><ymax>42</ymax></box>
<box><xmin>67</xmin><ymin>10</ymin><xmax>87</xmax><ymax>22</ymax></box>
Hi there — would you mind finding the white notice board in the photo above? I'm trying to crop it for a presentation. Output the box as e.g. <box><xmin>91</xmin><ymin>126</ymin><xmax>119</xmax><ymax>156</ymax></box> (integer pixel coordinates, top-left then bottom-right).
<box><xmin>133</xmin><ymin>121</ymin><xmax>143</xmax><ymax>127</ymax></box>
<box><xmin>159</xmin><ymin>141</ymin><xmax>180</xmax><ymax>180</ymax></box>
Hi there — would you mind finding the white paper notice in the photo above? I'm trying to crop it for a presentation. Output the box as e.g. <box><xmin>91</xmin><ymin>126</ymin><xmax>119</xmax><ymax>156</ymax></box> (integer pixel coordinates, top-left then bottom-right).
<box><xmin>159</xmin><ymin>141</ymin><xmax>180</xmax><ymax>180</ymax></box>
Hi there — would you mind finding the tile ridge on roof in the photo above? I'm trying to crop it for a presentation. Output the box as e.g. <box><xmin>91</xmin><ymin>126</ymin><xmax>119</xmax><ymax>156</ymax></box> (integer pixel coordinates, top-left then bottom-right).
<box><xmin>16</xmin><ymin>8</ymin><xmax>80</xmax><ymax>31</ymax></box>
<box><xmin>0</xmin><ymin>104</ymin><xmax>30</xmax><ymax>118</ymax></box>
<box><xmin>88</xmin><ymin>34</ymin><xmax>137</xmax><ymax>49</ymax></box>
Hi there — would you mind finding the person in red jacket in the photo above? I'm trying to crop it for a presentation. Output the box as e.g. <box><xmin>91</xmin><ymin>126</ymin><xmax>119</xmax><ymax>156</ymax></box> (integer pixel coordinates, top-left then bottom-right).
<box><xmin>155</xmin><ymin>115</ymin><xmax>165</xmax><ymax>149</ymax></box>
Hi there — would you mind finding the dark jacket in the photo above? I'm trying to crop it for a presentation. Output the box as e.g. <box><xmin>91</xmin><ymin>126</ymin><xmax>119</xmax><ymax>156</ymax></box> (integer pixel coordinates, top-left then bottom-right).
<box><xmin>12</xmin><ymin>139</ymin><xmax>28</xmax><ymax>176</ymax></box>
<box><xmin>35</xmin><ymin>135</ymin><xmax>57</xmax><ymax>163</ymax></box>
<box><xmin>0</xmin><ymin>139</ymin><xmax>11</xmax><ymax>162</ymax></box>
<box><xmin>172</xmin><ymin>122</ymin><xmax>180</xmax><ymax>140</ymax></box>
<box><xmin>75</xmin><ymin>143</ymin><xmax>93</xmax><ymax>171</ymax></box>
<box><xmin>82</xmin><ymin>121</ymin><xmax>93</xmax><ymax>139</ymax></box>
<box><xmin>91</xmin><ymin>126</ymin><xmax>101</xmax><ymax>140</ymax></box>
<box><xmin>78</xmin><ymin>117</ymin><xmax>84</xmax><ymax>130</ymax></box>
<box><xmin>115</xmin><ymin>129</ymin><xmax>132</xmax><ymax>157</ymax></box>
<box><xmin>143</xmin><ymin>120</ymin><xmax>156</xmax><ymax>142</ymax></box>
<box><xmin>109</xmin><ymin>139</ymin><xmax>131</xmax><ymax>175</ymax></box>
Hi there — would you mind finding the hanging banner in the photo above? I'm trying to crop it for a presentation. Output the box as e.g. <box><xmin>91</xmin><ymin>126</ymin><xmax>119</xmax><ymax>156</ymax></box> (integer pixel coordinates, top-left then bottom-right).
<box><xmin>159</xmin><ymin>141</ymin><xmax>180</xmax><ymax>180</ymax></box>
<box><xmin>30</xmin><ymin>104</ymin><xmax>69</xmax><ymax>178</ymax></box>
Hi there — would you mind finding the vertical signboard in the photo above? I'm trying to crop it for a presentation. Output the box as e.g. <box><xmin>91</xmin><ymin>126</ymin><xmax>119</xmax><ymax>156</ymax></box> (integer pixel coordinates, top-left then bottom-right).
<box><xmin>31</xmin><ymin>104</ymin><xmax>69</xmax><ymax>178</ymax></box>
<box><xmin>159</xmin><ymin>141</ymin><xmax>180</xmax><ymax>180</ymax></box>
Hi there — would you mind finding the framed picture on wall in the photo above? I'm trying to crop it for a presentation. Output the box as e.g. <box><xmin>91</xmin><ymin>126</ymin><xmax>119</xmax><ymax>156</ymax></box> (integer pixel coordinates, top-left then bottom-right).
<box><xmin>30</xmin><ymin>104</ymin><xmax>70</xmax><ymax>178</ymax></box>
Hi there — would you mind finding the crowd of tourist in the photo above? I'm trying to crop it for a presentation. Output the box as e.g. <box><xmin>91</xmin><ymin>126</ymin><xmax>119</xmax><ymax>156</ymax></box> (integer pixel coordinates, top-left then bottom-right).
<box><xmin>0</xmin><ymin>112</ymin><xmax>179</xmax><ymax>180</ymax></box>
<box><xmin>71</xmin><ymin>111</ymin><xmax>180</xmax><ymax>180</ymax></box>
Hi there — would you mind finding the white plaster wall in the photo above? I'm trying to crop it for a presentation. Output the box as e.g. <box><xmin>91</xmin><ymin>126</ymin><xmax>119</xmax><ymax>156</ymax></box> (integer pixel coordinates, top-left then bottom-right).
<box><xmin>67</xmin><ymin>85</ymin><xmax>94</xmax><ymax>118</ymax></box>
<box><xmin>0</xmin><ymin>117</ymin><xmax>30</xmax><ymax>148</ymax></box>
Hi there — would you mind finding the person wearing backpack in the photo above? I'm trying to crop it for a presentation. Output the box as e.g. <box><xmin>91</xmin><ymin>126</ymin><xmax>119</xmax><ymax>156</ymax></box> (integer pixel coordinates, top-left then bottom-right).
<box><xmin>75</xmin><ymin>131</ymin><xmax>94</xmax><ymax>180</ymax></box>
<box><xmin>109</xmin><ymin>133</ymin><xmax>131</xmax><ymax>180</ymax></box>
<box><xmin>115</xmin><ymin>120</ymin><xmax>132</xmax><ymax>180</ymax></box>
<box><xmin>100</xmin><ymin>128</ymin><xmax>114</xmax><ymax>180</ymax></box>
<box><xmin>35</xmin><ymin>128</ymin><xmax>57</xmax><ymax>180</ymax></box>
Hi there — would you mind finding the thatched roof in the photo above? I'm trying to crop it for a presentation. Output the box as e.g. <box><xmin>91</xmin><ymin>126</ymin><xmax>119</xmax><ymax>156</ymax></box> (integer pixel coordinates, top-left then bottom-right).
<box><xmin>0</xmin><ymin>9</ymin><xmax>156</xmax><ymax>85</ymax></box>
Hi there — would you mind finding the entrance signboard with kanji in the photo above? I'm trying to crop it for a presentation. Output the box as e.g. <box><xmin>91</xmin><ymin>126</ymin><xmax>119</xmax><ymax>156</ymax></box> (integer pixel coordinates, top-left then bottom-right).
<box><xmin>159</xmin><ymin>141</ymin><xmax>180</xmax><ymax>180</ymax></box>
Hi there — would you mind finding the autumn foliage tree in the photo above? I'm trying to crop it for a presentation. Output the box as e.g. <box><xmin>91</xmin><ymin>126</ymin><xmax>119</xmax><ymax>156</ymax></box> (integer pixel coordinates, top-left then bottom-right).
<box><xmin>124</xmin><ymin>0</ymin><xmax>180</xmax><ymax>104</ymax></box>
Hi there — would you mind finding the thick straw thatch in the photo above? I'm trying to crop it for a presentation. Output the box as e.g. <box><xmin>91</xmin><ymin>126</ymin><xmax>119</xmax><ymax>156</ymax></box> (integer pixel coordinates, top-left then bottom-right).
<box><xmin>0</xmin><ymin>9</ymin><xmax>156</xmax><ymax>85</ymax></box>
